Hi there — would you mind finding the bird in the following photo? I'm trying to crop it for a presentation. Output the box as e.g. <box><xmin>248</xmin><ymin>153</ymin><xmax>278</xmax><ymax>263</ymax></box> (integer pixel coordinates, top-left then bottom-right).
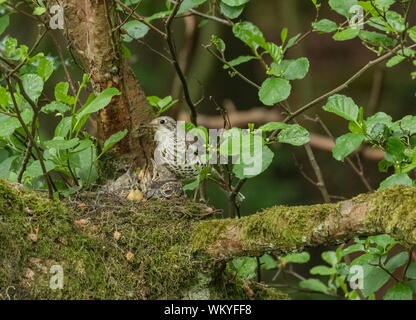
<box><xmin>148</xmin><ymin>116</ymin><xmax>205</xmax><ymax>180</ymax></box>
<box><xmin>141</xmin><ymin>161</ymin><xmax>184</xmax><ymax>199</ymax></box>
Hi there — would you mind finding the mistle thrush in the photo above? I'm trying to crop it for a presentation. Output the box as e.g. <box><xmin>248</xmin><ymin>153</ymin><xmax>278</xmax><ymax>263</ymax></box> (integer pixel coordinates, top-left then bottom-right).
<box><xmin>149</xmin><ymin>116</ymin><xmax>205</xmax><ymax>180</ymax></box>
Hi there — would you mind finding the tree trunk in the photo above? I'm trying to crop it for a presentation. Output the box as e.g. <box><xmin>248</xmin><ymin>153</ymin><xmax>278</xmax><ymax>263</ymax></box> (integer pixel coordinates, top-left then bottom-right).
<box><xmin>49</xmin><ymin>0</ymin><xmax>154</xmax><ymax>169</ymax></box>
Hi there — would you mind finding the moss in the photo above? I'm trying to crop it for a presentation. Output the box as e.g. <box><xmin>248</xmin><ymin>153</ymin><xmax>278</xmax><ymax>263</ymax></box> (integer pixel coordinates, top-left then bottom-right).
<box><xmin>0</xmin><ymin>179</ymin><xmax>210</xmax><ymax>299</ymax></box>
<box><xmin>0</xmin><ymin>179</ymin><xmax>285</xmax><ymax>300</ymax></box>
<box><xmin>363</xmin><ymin>186</ymin><xmax>416</xmax><ymax>244</ymax></box>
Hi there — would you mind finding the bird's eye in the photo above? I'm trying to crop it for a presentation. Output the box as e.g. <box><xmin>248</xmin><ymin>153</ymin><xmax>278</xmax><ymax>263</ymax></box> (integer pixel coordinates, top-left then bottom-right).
<box><xmin>160</xmin><ymin>119</ymin><xmax>165</xmax><ymax>124</ymax></box>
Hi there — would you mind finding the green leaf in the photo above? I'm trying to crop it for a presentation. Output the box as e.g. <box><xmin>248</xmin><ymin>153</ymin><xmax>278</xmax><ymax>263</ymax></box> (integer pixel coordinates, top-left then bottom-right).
<box><xmin>69</xmin><ymin>139</ymin><xmax>98</xmax><ymax>186</ymax></box>
<box><xmin>22</xmin><ymin>74</ymin><xmax>44</xmax><ymax>101</ymax></box>
<box><xmin>183</xmin><ymin>178</ymin><xmax>199</xmax><ymax>191</ymax></box>
<box><xmin>386</xmin><ymin>11</ymin><xmax>405</xmax><ymax>33</ymax></box>
<box><xmin>406</xmin><ymin>262</ymin><xmax>416</xmax><ymax>279</ymax></box>
<box><xmin>233</xmin><ymin>144</ymin><xmax>274</xmax><ymax>179</ymax></box>
<box><xmin>122</xmin><ymin>20</ymin><xmax>150</xmax><ymax>42</ymax></box>
<box><xmin>385</xmin><ymin>136</ymin><xmax>406</xmax><ymax>163</ymax></box>
<box><xmin>384</xmin><ymin>283</ymin><xmax>413</xmax><ymax>300</ymax></box>
<box><xmin>341</xmin><ymin>243</ymin><xmax>364</xmax><ymax>256</ymax></box>
<box><xmin>310</xmin><ymin>265</ymin><xmax>337</xmax><ymax>275</ymax></box>
<box><xmin>223</xmin><ymin>56</ymin><xmax>256</xmax><ymax>69</ymax></box>
<box><xmin>408</xmin><ymin>26</ymin><xmax>416</xmax><ymax>43</ymax></box>
<box><xmin>37</xmin><ymin>57</ymin><xmax>54</xmax><ymax>81</ymax></box>
<box><xmin>368</xmin><ymin>234</ymin><xmax>397</xmax><ymax>249</ymax></box>
<box><xmin>0</xmin><ymin>114</ymin><xmax>20</xmax><ymax>138</ymax></box>
<box><xmin>398</xmin><ymin>115</ymin><xmax>416</xmax><ymax>135</ymax></box>
<box><xmin>365</xmin><ymin>112</ymin><xmax>392</xmax><ymax>133</ymax></box>
<box><xmin>220</xmin><ymin>1</ymin><xmax>245</xmax><ymax>19</ymax></box>
<box><xmin>359</xmin><ymin>30</ymin><xmax>397</xmax><ymax>47</ymax></box>
<box><xmin>322</xmin><ymin>251</ymin><xmax>338</xmax><ymax>266</ymax></box>
<box><xmin>351</xmin><ymin>253</ymin><xmax>378</xmax><ymax>266</ymax></box>
<box><xmin>77</xmin><ymin>88</ymin><xmax>121</xmax><ymax>120</ymax></box>
<box><xmin>43</xmin><ymin>137</ymin><xmax>80</xmax><ymax>150</ymax></box>
<box><xmin>221</xmin><ymin>0</ymin><xmax>250</xmax><ymax>6</ymax></box>
<box><xmin>329</xmin><ymin>0</ymin><xmax>358</xmax><ymax>17</ymax></box>
<box><xmin>379</xmin><ymin>173</ymin><xmax>413</xmax><ymax>190</ymax></box>
<box><xmin>333</xmin><ymin>28</ymin><xmax>360</xmax><ymax>41</ymax></box>
<box><xmin>0</xmin><ymin>156</ymin><xmax>17</xmax><ymax>178</ymax></box>
<box><xmin>260</xmin><ymin>254</ymin><xmax>278</xmax><ymax>270</ymax></box>
<box><xmin>299</xmin><ymin>279</ymin><xmax>329</xmax><ymax>293</ymax></box>
<box><xmin>0</xmin><ymin>87</ymin><xmax>9</xmax><ymax>110</ymax></box>
<box><xmin>211</xmin><ymin>35</ymin><xmax>226</xmax><ymax>52</ymax></box>
<box><xmin>312</xmin><ymin>19</ymin><xmax>338</xmax><ymax>33</ymax></box>
<box><xmin>259</xmin><ymin>77</ymin><xmax>291</xmax><ymax>106</ymax></box>
<box><xmin>145</xmin><ymin>10</ymin><xmax>171</xmax><ymax>22</ymax></box>
<box><xmin>55</xmin><ymin>82</ymin><xmax>75</xmax><ymax>105</ymax></box>
<box><xmin>360</xmin><ymin>265</ymin><xmax>390</xmax><ymax>297</ymax></box>
<box><xmin>229</xmin><ymin>257</ymin><xmax>257</xmax><ymax>280</ymax></box>
<box><xmin>55</xmin><ymin>117</ymin><xmax>72</xmax><ymax>137</ymax></box>
<box><xmin>280</xmin><ymin>252</ymin><xmax>310</xmax><ymax>264</ymax></box>
<box><xmin>178</xmin><ymin>0</ymin><xmax>207</xmax><ymax>14</ymax></box>
<box><xmin>33</xmin><ymin>7</ymin><xmax>46</xmax><ymax>15</ymax></box>
<box><xmin>101</xmin><ymin>129</ymin><xmax>128</xmax><ymax>155</ymax></box>
<box><xmin>41</xmin><ymin>101</ymin><xmax>70</xmax><ymax>115</ymax></box>
<box><xmin>374</xmin><ymin>0</ymin><xmax>395</xmax><ymax>10</ymax></box>
<box><xmin>25</xmin><ymin>160</ymin><xmax>56</xmax><ymax>178</ymax></box>
<box><xmin>269</xmin><ymin>58</ymin><xmax>310</xmax><ymax>80</ymax></box>
<box><xmin>0</xmin><ymin>15</ymin><xmax>9</xmax><ymax>36</ymax></box>
<box><xmin>258</xmin><ymin>122</ymin><xmax>290</xmax><ymax>132</ymax></box>
<box><xmin>232</xmin><ymin>21</ymin><xmax>265</xmax><ymax>51</ymax></box>
<box><xmin>278</xmin><ymin>124</ymin><xmax>310</xmax><ymax>146</ymax></box>
<box><xmin>332</xmin><ymin>133</ymin><xmax>365</xmax><ymax>161</ymax></box>
<box><xmin>386</xmin><ymin>56</ymin><xmax>406</xmax><ymax>68</ymax></box>
<box><xmin>285</xmin><ymin>33</ymin><xmax>301</xmax><ymax>51</ymax></box>
<box><xmin>385</xmin><ymin>252</ymin><xmax>409</xmax><ymax>272</ymax></box>
<box><xmin>262</xmin><ymin>42</ymin><xmax>283</xmax><ymax>65</ymax></box>
<box><xmin>323</xmin><ymin>94</ymin><xmax>359</xmax><ymax>122</ymax></box>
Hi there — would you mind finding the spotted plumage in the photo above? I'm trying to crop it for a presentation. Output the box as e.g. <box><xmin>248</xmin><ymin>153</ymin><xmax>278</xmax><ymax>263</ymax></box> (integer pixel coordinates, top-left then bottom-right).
<box><xmin>149</xmin><ymin>116</ymin><xmax>204</xmax><ymax>180</ymax></box>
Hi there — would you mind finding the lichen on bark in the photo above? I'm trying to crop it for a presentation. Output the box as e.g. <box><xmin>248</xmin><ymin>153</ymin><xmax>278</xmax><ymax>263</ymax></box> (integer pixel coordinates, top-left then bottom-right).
<box><xmin>191</xmin><ymin>186</ymin><xmax>416</xmax><ymax>259</ymax></box>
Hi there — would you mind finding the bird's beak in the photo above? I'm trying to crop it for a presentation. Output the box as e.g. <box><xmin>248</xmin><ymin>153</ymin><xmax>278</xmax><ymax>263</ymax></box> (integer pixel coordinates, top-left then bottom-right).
<box><xmin>148</xmin><ymin>119</ymin><xmax>159</xmax><ymax>129</ymax></box>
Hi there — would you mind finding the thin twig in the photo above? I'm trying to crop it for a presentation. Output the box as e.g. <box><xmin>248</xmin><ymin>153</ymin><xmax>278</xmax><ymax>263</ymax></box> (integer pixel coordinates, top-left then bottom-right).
<box><xmin>283</xmin><ymin>44</ymin><xmax>416</xmax><ymax>124</ymax></box>
<box><xmin>205</xmin><ymin>46</ymin><xmax>261</xmax><ymax>89</ymax></box>
<box><xmin>165</xmin><ymin>0</ymin><xmax>198</xmax><ymax>125</ymax></box>
<box><xmin>114</xmin><ymin>0</ymin><xmax>167</xmax><ymax>38</ymax></box>
<box><xmin>5</xmin><ymin>77</ymin><xmax>54</xmax><ymax>198</ymax></box>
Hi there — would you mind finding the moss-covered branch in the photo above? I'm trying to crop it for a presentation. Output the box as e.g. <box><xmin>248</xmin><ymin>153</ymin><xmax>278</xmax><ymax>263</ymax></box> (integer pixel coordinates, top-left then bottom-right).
<box><xmin>191</xmin><ymin>186</ymin><xmax>416</xmax><ymax>259</ymax></box>
<box><xmin>1</xmin><ymin>179</ymin><xmax>415</xmax><ymax>300</ymax></box>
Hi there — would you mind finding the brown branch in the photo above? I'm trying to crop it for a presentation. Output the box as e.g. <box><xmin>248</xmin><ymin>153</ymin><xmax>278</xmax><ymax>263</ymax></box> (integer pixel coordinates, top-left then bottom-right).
<box><xmin>165</xmin><ymin>0</ymin><xmax>198</xmax><ymax>125</ymax></box>
<box><xmin>283</xmin><ymin>44</ymin><xmax>416</xmax><ymax>124</ymax></box>
<box><xmin>5</xmin><ymin>77</ymin><xmax>54</xmax><ymax>198</ymax></box>
<box><xmin>178</xmin><ymin>109</ymin><xmax>385</xmax><ymax>162</ymax></box>
<box><xmin>114</xmin><ymin>0</ymin><xmax>167</xmax><ymax>38</ymax></box>
<box><xmin>192</xmin><ymin>185</ymin><xmax>416</xmax><ymax>259</ymax></box>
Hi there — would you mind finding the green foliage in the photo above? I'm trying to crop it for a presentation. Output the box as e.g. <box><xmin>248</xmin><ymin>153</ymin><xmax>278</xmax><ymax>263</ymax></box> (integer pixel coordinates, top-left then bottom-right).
<box><xmin>300</xmin><ymin>235</ymin><xmax>416</xmax><ymax>300</ymax></box>
<box><xmin>147</xmin><ymin>95</ymin><xmax>178</xmax><ymax>115</ymax></box>
<box><xmin>122</xmin><ymin>21</ymin><xmax>150</xmax><ymax>42</ymax></box>
<box><xmin>259</xmin><ymin>77</ymin><xmax>291</xmax><ymax>105</ymax></box>
<box><xmin>323</xmin><ymin>93</ymin><xmax>416</xmax><ymax>189</ymax></box>
<box><xmin>0</xmin><ymin>37</ymin><xmax>125</xmax><ymax>196</ymax></box>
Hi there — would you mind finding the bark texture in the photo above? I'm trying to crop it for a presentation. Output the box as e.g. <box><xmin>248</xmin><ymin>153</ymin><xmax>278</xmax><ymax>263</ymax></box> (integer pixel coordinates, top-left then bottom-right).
<box><xmin>50</xmin><ymin>0</ymin><xmax>154</xmax><ymax>168</ymax></box>
<box><xmin>191</xmin><ymin>186</ymin><xmax>416</xmax><ymax>259</ymax></box>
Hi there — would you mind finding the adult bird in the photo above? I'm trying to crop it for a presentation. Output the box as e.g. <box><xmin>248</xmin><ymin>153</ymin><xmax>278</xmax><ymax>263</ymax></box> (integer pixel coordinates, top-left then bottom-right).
<box><xmin>148</xmin><ymin>116</ymin><xmax>205</xmax><ymax>180</ymax></box>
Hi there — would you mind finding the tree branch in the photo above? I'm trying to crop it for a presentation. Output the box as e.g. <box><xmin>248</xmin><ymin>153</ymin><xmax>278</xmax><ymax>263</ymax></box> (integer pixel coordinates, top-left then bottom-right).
<box><xmin>191</xmin><ymin>186</ymin><xmax>416</xmax><ymax>259</ymax></box>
